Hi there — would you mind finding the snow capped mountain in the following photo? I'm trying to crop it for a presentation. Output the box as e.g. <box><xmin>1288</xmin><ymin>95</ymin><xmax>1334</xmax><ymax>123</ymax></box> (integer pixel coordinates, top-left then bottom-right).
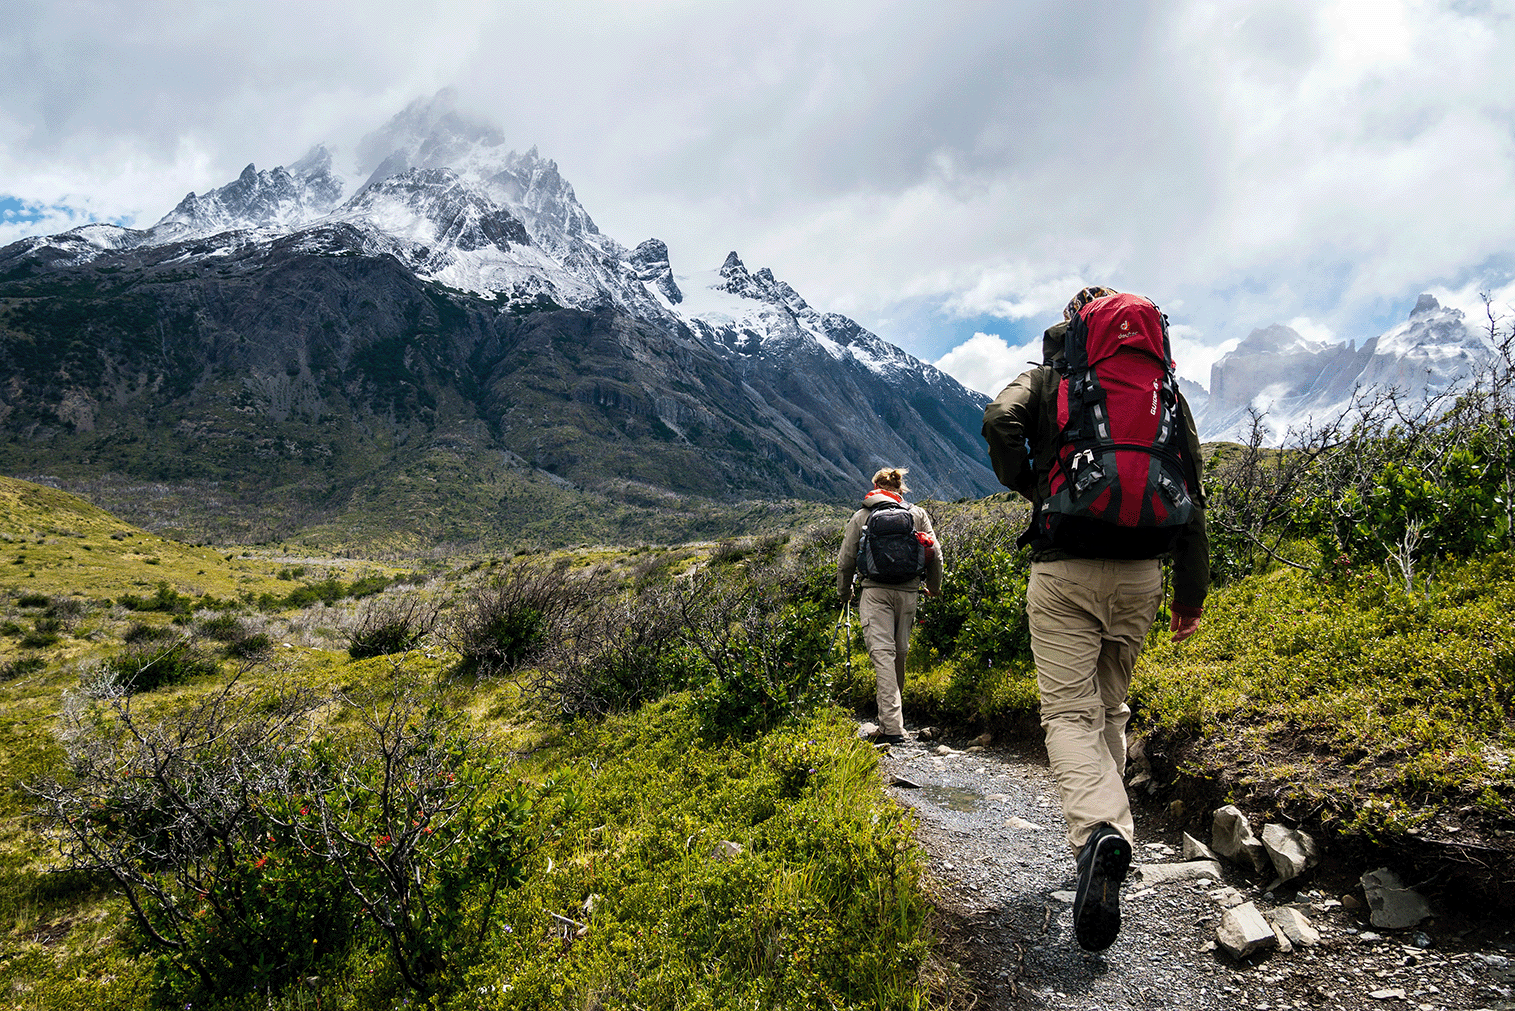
<box><xmin>1191</xmin><ymin>294</ymin><xmax>1490</xmax><ymax>443</ymax></box>
<box><xmin>151</xmin><ymin>145</ymin><xmax>346</xmax><ymax>243</ymax></box>
<box><xmin>0</xmin><ymin>90</ymin><xmax>1000</xmax><ymax>506</ymax></box>
<box><xmin>14</xmin><ymin>89</ymin><xmax>978</xmax><ymax>434</ymax></box>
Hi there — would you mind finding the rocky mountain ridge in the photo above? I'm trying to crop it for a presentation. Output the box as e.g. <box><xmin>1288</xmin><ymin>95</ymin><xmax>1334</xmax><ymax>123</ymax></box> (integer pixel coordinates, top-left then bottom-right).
<box><xmin>0</xmin><ymin>91</ymin><xmax>996</xmax><ymax>548</ymax></box>
<box><xmin>1188</xmin><ymin>294</ymin><xmax>1491</xmax><ymax>443</ymax></box>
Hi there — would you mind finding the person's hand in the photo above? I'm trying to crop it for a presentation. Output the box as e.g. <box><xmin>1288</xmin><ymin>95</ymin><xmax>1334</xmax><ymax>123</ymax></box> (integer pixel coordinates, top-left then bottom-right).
<box><xmin>1170</xmin><ymin>610</ymin><xmax>1201</xmax><ymax>644</ymax></box>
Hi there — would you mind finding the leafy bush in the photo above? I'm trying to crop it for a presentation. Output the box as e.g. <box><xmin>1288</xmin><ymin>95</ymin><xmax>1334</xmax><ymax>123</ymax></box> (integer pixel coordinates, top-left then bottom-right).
<box><xmin>122</xmin><ymin>621</ymin><xmax>175</xmax><ymax>644</ymax></box>
<box><xmin>116</xmin><ymin>582</ymin><xmax>192</xmax><ymax>614</ymax></box>
<box><xmin>98</xmin><ymin>640</ymin><xmax>218</xmax><ymax>694</ymax></box>
<box><xmin>16</xmin><ymin>592</ymin><xmax>50</xmax><ymax>608</ymax></box>
<box><xmin>20</xmin><ymin>617</ymin><xmax>62</xmax><ymax>649</ymax></box>
<box><xmin>223</xmin><ymin>632</ymin><xmax>273</xmax><ymax>661</ymax></box>
<box><xmin>680</xmin><ymin>572</ymin><xmax>832</xmax><ymax>737</ymax></box>
<box><xmin>0</xmin><ymin>656</ymin><xmax>45</xmax><ymax>680</ymax></box>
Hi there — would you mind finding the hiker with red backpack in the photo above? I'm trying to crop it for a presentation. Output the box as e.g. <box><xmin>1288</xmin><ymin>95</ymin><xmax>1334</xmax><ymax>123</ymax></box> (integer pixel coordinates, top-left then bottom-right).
<box><xmin>836</xmin><ymin>467</ymin><xmax>943</xmax><ymax>746</ymax></box>
<box><xmin>982</xmin><ymin>286</ymin><xmax>1209</xmax><ymax>953</ymax></box>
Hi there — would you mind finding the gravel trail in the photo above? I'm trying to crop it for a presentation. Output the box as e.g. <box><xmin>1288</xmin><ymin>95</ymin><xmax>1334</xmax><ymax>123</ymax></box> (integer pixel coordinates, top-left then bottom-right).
<box><xmin>879</xmin><ymin>733</ymin><xmax>1515</xmax><ymax>1011</ymax></box>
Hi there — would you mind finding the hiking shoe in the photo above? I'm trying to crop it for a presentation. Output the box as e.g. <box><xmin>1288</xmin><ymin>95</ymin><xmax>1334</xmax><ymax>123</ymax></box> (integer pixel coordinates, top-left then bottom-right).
<box><xmin>1072</xmin><ymin>823</ymin><xmax>1131</xmax><ymax>951</ymax></box>
<box><xmin>877</xmin><ymin>733</ymin><xmax>910</xmax><ymax>746</ymax></box>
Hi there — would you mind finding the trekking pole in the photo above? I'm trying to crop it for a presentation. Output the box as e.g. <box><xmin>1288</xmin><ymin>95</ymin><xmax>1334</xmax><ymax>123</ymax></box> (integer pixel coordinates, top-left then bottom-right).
<box><xmin>834</xmin><ymin>598</ymin><xmax>853</xmax><ymax>677</ymax></box>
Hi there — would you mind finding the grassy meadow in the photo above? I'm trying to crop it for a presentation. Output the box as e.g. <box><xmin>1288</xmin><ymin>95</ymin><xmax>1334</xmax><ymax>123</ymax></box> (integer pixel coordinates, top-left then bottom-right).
<box><xmin>2</xmin><ymin>416</ymin><xmax>1514</xmax><ymax>1009</ymax></box>
<box><xmin>0</xmin><ymin>476</ymin><xmax>934</xmax><ymax>1010</ymax></box>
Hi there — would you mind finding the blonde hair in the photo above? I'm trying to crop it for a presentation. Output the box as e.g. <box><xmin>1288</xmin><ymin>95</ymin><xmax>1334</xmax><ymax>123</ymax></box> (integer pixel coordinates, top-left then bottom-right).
<box><xmin>872</xmin><ymin>467</ymin><xmax>909</xmax><ymax>493</ymax></box>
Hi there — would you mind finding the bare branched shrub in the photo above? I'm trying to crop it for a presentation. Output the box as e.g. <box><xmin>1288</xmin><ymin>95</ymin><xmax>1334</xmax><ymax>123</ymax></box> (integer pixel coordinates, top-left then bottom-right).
<box><xmin>33</xmin><ymin>680</ymin><xmax>331</xmax><ymax>994</ymax></box>
<box><xmin>522</xmin><ymin>581</ymin><xmax>690</xmax><ymax>716</ymax></box>
<box><xmin>32</xmin><ymin>675</ymin><xmax>552</xmax><ymax>999</ymax></box>
<box><xmin>275</xmin><ymin>683</ymin><xmax>549</xmax><ymax>993</ymax></box>
<box><xmin>444</xmin><ymin>559</ymin><xmax>607</xmax><ymax>676</ymax></box>
<box><xmin>675</xmin><ymin>569</ymin><xmax>830</xmax><ymax>735</ymax></box>
<box><xmin>345</xmin><ymin>592</ymin><xmax>439</xmax><ymax>659</ymax></box>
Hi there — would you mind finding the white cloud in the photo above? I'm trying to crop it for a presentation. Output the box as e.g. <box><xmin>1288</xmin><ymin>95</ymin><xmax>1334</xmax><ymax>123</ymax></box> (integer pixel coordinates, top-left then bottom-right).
<box><xmin>0</xmin><ymin>0</ymin><xmax>1510</xmax><ymax>369</ymax></box>
<box><xmin>933</xmin><ymin>332</ymin><xmax>1041</xmax><ymax>398</ymax></box>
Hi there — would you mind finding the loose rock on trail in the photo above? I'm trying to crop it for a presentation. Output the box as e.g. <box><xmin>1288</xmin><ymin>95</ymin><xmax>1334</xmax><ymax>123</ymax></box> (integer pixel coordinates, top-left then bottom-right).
<box><xmin>876</xmin><ymin>730</ymin><xmax>1515</xmax><ymax>1011</ymax></box>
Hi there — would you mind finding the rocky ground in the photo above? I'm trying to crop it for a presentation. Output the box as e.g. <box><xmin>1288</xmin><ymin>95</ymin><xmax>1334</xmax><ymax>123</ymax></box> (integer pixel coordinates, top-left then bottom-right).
<box><xmin>876</xmin><ymin>730</ymin><xmax>1515</xmax><ymax>1011</ymax></box>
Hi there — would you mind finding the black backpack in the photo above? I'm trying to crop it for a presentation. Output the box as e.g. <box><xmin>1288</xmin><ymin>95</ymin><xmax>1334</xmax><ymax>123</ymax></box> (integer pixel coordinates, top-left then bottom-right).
<box><xmin>856</xmin><ymin>503</ymin><xmax>926</xmax><ymax>584</ymax></box>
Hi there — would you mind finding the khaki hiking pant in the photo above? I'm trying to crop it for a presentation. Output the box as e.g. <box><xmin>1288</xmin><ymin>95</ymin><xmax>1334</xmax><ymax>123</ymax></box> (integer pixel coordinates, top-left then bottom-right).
<box><xmin>1027</xmin><ymin>557</ymin><xmax>1162</xmax><ymax>852</ymax></box>
<box><xmin>859</xmin><ymin>585</ymin><xmax>919</xmax><ymax>736</ymax></box>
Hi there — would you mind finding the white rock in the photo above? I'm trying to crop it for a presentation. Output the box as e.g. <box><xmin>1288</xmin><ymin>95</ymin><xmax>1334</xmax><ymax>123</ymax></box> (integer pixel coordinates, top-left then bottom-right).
<box><xmin>1212</xmin><ymin>805</ymin><xmax>1270</xmax><ymax>873</ymax></box>
<box><xmin>1004</xmin><ymin>816</ymin><xmax>1044</xmax><ymax>831</ymax></box>
<box><xmin>857</xmin><ymin>722</ymin><xmax>880</xmax><ymax>738</ymax></box>
<box><xmin>1369</xmin><ymin>988</ymin><xmax>1407</xmax><ymax>1000</ymax></box>
<box><xmin>1183</xmin><ymin>832</ymin><xmax>1219</xmax><ymax>862</ymax></box>
<box><xmin>1217</xmin><ymin>901</ymin><xmax>1278</xmax><ymax>959</ymax></box>
<box><xmin>933</xmin><ymin>744</ymin><xmax>957</xmax><ymax>757</ymax></box>
<box><xmin>1261</xmin><ymin>823</ymin><xmax>1319</xmax><ymax>883</ymax></box>
<box><xmin>1268</xmin><ymin>906</ymin><xmax>1321</xmax><ymax>947</ymax></box>
<box><xmin>1270</xmin><ymin>920</ymin><xmax>1294</xmax><ymax>954</ymax></box>
<box><xmin>1135</xmin><ymin>860</ymin><xmax>1225</xmax><ymax>886</ymax></box>
<box><xmin>1361</xmin><ymin>867</ymin><xmax>1432</xmax><ymax>929</ymax></box>
<box><xmin>713</xmin><ymin>840</ymin><xmax>743</xmax><ymax>861</ymax></box>
<box><xmin>1050</xmin><ymin>890</ymin><xmax>1077</xmax><ymax>903</ymax></box>
<box><xmin>1209</xmin><ymin>886</ymin><xmax>1246</xmax><ymax>908</ymax></box>
<box><xmin>972</xmin><ymin>732</ymin><xmax>992</xmax><ymax>747</ymax></box>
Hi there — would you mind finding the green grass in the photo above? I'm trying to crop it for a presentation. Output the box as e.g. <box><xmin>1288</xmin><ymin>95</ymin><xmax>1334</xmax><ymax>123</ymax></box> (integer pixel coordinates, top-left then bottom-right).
<box><xmin>1134</xmin><ymin>554</ymin><xmax>1515</xmax><ymax>840</ymax></box>
<box><xmin>0</xmin><ymin>479</ymin><xmax>939</xmax><ymax>1010</ymax></box>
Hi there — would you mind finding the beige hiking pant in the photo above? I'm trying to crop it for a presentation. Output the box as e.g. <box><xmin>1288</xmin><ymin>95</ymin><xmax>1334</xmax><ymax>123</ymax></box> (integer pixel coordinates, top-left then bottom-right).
<box><xmin>1027</xmin><ymin>557</ymin><xmax>1162</xmax><ymax>852</ymax></box>
<box><xmin>859</xmin><ymin>585</ymin><xmax>919</xmax><ymax>736</ymax></box>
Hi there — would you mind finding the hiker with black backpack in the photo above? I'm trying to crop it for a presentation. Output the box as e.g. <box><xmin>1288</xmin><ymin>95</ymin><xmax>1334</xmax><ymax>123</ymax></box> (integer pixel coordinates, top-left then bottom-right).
<box><xmin>836</xmin><ymin>467</ymin><xmax>943</xmax><ymax>746</ymax></box>
<box><xmin>982</xmin><ymin>286</ymin><xmax>1209</xmax><ymax>954</ymax></box>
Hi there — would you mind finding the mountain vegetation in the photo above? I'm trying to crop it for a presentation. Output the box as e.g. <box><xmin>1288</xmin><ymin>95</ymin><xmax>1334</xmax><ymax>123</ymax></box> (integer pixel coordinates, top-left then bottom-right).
<box><xmin>0</xmin><ymin>314</ymin><xmax>1511</xmax><ymax>1004</ymax></box>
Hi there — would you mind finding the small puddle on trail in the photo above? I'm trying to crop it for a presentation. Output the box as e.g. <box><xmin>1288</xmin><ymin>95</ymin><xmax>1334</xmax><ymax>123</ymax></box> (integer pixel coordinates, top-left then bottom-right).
<box><xmin>919</xmin><ymin>784</ymin><xmax>985</xmax><ymax>812</ymax></box>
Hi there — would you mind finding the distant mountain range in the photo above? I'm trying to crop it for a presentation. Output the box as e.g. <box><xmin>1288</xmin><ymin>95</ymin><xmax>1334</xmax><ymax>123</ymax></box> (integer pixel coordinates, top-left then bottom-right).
<box><xmin>1185</xmin><ymin>293</ymin><xmax>1491</xmax><ymax>443</ymax></box>
<box><xmin>0</xmin><ymin>91</ymin><xmax>996</xmax><ymax>549</ymax></box>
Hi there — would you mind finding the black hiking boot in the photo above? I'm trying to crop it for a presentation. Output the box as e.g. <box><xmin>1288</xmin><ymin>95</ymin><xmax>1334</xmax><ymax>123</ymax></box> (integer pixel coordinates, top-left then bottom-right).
<box><xmin>1073</xmin><ymin>823</ymin><xmax>1131</xmax><ymax>952</ymax></box>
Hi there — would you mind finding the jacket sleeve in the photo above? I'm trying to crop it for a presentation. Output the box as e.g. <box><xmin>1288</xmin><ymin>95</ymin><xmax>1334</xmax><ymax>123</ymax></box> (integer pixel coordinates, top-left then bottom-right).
<box><xmin>916</xmin><ymin>507</ymin><xmax>944</xmax><ymax>595</ymax></box>
<box><xmin>1170</xmin><ymin>391</ymin><xmax>1210</xmax><ymax>617</ymax></box>
<box><xmin>836</xmin><ymin>509</ymin><xmax>865</xmax><ymax>601</ymax></box>
<box><xmin>981</xmin><ymin>367</ymin><xmax>1047</xmax><ymax>499</ymax></box>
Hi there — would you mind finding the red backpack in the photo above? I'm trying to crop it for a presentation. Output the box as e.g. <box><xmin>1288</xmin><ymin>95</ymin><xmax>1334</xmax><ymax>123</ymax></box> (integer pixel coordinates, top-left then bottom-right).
<box><xmin>1034</xmin><ymin>293</ymin><xmax>1196</xmax><ymax>558</ymax></box>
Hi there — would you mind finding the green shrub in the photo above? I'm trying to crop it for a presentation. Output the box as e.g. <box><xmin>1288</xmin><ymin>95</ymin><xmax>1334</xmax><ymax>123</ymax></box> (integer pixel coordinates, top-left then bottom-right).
<box><xmin>0</xmin><ymin>656</ymin><xmax>45</xmax><ymax>680</ymax></box>
<box><xmin>123</xmin><ymin>621</ymin><xmax>175</xmax><ymax>644</ymax></box>
<box><xmin>224</xmin><ymin>632</ymin><xmax>273</xmax><ymax>660</ymax></box>
<box><xmin>99</xmin><ymin>640</ymin><xmax>217</xmax><ymax>693</ymax></box>
<box><xmin>20</xmin><ymin>617</ymin><xmax>62</xmax><ymax>649</ymax></box>
<box><xmin>194</xmin><ymin>612</ymin><xmax>245</xmax><ymax>641</ymax></box>
<box><xmin>117</xmin><ymin>582</ymin><xmax>192</xmax><ymax>614</ymax></box>
<box><xmin>16</xmin><ymin>592</ymin><xmax>50</xmax><ymax>608</ymax></box>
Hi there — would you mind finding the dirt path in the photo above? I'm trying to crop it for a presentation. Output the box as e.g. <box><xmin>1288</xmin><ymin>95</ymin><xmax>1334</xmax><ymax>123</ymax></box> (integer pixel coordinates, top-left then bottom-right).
<box><xmin>879</xmin><ymin>732</ymin><xmax>1515</xmax><ymax>1011</ymax></box>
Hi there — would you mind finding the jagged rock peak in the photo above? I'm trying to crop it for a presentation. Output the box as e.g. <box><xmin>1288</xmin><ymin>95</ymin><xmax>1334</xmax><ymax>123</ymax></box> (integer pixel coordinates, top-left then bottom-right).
<box><xmin>720</xmin><ymin>251</ymin><xmax>746</xmax><ymax>276</ymax></box>
<box><xmin>629</xmin><ymin>238</ymin><xmax>681</xmax><ymax>304</ymax></box>
<box><xmin>1411</xmin><ymin>293</ymin><xmax>1441</xmax><ymax>317</ymax></box>
<box><xmin>1237</xmin><ymin>323</ymin><xmax>1304</xmax><ymax>353</ymax></box>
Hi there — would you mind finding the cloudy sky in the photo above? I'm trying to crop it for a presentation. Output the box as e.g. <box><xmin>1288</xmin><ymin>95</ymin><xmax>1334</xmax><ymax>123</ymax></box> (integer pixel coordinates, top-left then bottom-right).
<box><xmin>2</xmin><ymin>0</ymin><xmax>1512</xmax><ymax>394</ymax></box>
